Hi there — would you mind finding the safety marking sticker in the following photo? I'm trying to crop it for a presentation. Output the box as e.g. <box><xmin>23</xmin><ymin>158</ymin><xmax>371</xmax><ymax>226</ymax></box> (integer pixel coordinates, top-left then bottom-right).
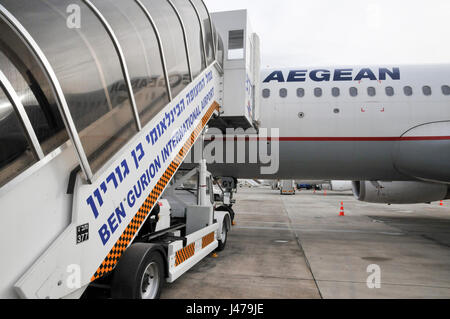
<box><xmin>202</xmin><ymin>232</ymin><xmax>215</xmax><ymax>249</ymax></box>
<box><xmin>91</xmin><ymin>101</ymin><xmax>219</xmax><ymax>281</ymax></box>
<box><xmin>175</xmin><ymin>243</ymin><xmax>196</xmax><ymax>267</ymax></box>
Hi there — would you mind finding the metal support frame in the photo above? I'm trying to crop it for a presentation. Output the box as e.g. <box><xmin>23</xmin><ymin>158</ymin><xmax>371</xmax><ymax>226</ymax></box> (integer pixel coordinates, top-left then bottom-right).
<box><xmin>0</xmin><ymin>70</ymin><xmax>45</xmax><ymax>160</ymax></box>
<box><xmin>214</xmin><ymin>61</ymin><xmax>224</xmax><ymax>76</ymax></box>
<box><xmin>199</xmin><ymin>0</ymin><xmax>217</xmax><ymax>61</ymax></box>
<box><xmin>197</xmin><ymin>128</ymin><xmax>207</xmax><ymax>206</ymax></box>
<box><xmin>188</xmin><ymin>0</ymin><xmax>207</xmax><ymax>68</ymax></box>
<box><xmin>83</xmin><ymin>0</ymin><xmax>142</xmax><ymax>132</ymax></box>
<box><xmin>134</xmin><ymin>0</ymin><xmax>173</xmax><ymax>102</ymax></box>
<box><xmin>0</xmin><ymin>4</ymin><xmax>94</xmax><ymax>182</ymax></box>
<box><xmin>166</xmin><ymin>0</ymin><xmax>194</xmax><ymax>82</ymax></box>
<box><xmin>166</xmin><ymin>166</ymin><xmax>201</xmax><ymax>207</ymax></box>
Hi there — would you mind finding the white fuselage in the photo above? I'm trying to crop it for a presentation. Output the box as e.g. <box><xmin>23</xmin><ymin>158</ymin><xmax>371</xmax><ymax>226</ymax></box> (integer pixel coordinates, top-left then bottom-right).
<box><xmin>207</xmin><ymin>65</ymin><xmax>450</xmax><ymax>183</ymax></box>
<box><xmin>260</xmin><ymin>65</ymin><xmax>448</xmax><ymax>140</ymax></box>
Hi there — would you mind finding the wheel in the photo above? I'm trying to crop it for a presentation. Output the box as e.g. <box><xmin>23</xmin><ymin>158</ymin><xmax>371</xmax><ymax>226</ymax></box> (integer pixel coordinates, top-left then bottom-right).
<box><xmin>216</xmin><ymin>205</ymin><xmax>235</xmax><ymax>222</ymax></box>
<box><xmin>137</xmin><ymin>205</ymin><xmax>160</xmax><ymax>238</ymax></box>
<box><xmin>216</xmin><ymin>219</ymin><xmax>228</xmax><ymax>251</ymax></box>
<box><xmin>111</xmin><ymin>243</ymin><xmax>165</xmax><ymax>299</ymax></box>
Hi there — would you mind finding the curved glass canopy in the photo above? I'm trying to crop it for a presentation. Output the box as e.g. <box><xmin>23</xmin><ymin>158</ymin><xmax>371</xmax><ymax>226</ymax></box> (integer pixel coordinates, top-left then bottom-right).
<box><xmin>0</xmin><ymin>0</ymin><xmax>223</xmax><ymax>185</ymax></box>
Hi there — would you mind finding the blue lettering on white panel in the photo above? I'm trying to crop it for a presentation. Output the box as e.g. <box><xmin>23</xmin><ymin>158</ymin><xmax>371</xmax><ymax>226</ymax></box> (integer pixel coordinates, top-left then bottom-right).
<box><xmin>333</xmin><ymin>69</ymin><xmax>353</xmax><ymax>81</ymax></box>
<box><xmin>86</xmin><ymin>72</ymin><xmax>215</xmax><ymax>247</ymax></box>
<box><xmin>262</xmin><ymin>68</ymin><xmax>401</xmax><ymax>83</ymax></box>
<box><xmin>263</xmin><ymin>71</ymin><xmax>285</xmax><ymax>83</ymax></box>
<box><xmin>379</xmin><ymin>67</ymin><xmax>400</xmax><ymax>81</ymax></box>
<box><xmin>287</xmin><ymin>70</ymin><xmax>307</xmax><ymax>82</ymax></box>
<box><xmin>310</xmin><ymin>69</ymin><xmax>331</xmax><ymax>82</ymax></box>
<box><xmin>354</xmin><ymin>68</ymin><xmax>377</xmax><ymax>81</ymax></box>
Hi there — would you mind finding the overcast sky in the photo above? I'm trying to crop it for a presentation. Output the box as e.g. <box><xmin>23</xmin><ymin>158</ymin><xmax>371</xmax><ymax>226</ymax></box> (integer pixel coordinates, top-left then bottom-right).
<box><xmin>204</xmin><ymin>0</ymin><xmax>450</xmax><ymax>68</ymax></box>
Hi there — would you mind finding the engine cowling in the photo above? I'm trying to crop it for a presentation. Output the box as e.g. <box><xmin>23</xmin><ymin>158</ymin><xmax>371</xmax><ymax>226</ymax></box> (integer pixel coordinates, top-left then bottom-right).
<box><xmin>352</xmin><ymin>181</ymin><xmax>449</xmax><ymax>204</ymax></box>
<box><xmin>330</xmin><ymin>181</ymin><xmax>353</xmax><ymax>192</ymax></box>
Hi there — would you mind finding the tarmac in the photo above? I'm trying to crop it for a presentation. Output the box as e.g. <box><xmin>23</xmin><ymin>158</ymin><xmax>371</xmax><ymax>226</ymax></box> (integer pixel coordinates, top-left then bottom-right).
<box><xmin>161</xmin><ymin>187</ymin><xmax>450</xmax><ymax>299</ymax></box>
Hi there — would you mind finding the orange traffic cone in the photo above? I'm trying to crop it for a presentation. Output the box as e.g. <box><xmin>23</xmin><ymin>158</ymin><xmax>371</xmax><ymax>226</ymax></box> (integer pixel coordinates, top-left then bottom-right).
<box><xmin>324</xmin><ymin>189</ymin><xmax>327</xmax><ymax>196</ymax></box>
<box><xmin>440</xmin><ymin>201</ymin><xmax>444</xmax><ymax>207</ymax></box>
<box><xmin>339</xmin><ymin>202</ymin><xmax>345</xmax><ymax>216</ymax></box>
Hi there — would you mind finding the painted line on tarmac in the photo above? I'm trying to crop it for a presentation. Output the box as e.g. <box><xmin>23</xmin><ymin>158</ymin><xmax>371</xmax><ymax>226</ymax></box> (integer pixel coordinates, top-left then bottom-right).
<box><xmin>234</xmin><ymin>225</ymin><xmax>404</xmax><ymax>236</ymax></box>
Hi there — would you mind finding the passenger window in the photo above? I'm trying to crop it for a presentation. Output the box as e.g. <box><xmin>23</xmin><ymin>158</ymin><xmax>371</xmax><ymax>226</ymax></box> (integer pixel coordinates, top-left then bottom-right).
<box><xmin>297</xmin><ymin>88</ymin><xmax>305</xmax><ymax>98</ymax></box>
<box><xmin>442</xmin><ymin>85</ymin><xmax>450</xmax><ymax>96</ymax></box>
<box><xmin>441</xmin><ymin>85</ymin><xmax>450</xmax><ymax>95</ymax></box>
<box><xmin>385</xmin><ymin>86</ymin><xmax>394</xmax><ymax>97</ymax></box>
<box><xmin>423</xmin><ymin>86</ymin><xmax>432</xmax><ymax>96</ymax></box>
<box><xmin>262</xmin><ymin>89</ymin><xmax>270</xmax><ymax>98</ymax></box>
<box><xmin>228</xmin><ymin>30</ymin><xmax>244</xmax><ymax>60</ymax></box>
<box><xmin>349</xmin><ymin>87</ymin><xmax>358</xmax><ymax>97</ymax></box>
<box><xmin>0</xmin><ymin>86</ymin><xmax>37</xmax><ymax>188</ymax></box>
<box><xmin>367</xmin><ymin>87</ymin><xmax>376</xmax><ymax>97</ymax></box>
<box><xmin>314</xmin><ymin>88</ymin><xmax>322</xmax><ymax>97</ymax></box>
<box><xmin>279</xmin><ymin>88</ymin><xmax>287</xmax><ymax>98</ymax></box>
<box><xmin>404</xmin><ymin>86</ymin><xmax>413</xmax><ymax>96</ymax></box>
<box><xmin>332</xmin><ymin>87</ymin><xmax>340</xmax><ymax>97</ymax></box>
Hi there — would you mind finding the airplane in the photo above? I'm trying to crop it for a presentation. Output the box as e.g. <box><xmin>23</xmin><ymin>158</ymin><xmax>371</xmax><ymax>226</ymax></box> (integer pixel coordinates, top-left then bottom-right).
<box><xmin>200</xmin><ymin>65</ymin><xmax>450</xmax><ymax>204</ymax></box>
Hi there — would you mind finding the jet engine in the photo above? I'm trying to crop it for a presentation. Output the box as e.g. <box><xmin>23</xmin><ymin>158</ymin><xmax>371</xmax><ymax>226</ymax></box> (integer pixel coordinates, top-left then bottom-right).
<box><xmin>352</xmin><ymin>181</ymin><xmax>449</xmax><ymax>204</ymax></box>
<box><xmin>330</xmin><ymin>181</ymin><xmax>352</xmax><ymax>192</ymax></box>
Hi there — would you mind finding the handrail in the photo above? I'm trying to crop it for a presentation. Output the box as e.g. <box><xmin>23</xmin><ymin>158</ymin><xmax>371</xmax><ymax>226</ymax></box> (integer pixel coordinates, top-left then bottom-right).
<box><xmin>199</xmin><ymin>0</ymin><xmax>217</xmax><ymax>61</ymax></box>
<box><xmin>82</xmin><ymin>0</ymin><xmax>142</xmax><ymax>132</ymax></box>
<box><xmin>0</xmin><ymin>70</ymin><xmax>45</xmax><ymax>160</ymax></box>
<box><xmin>0</xmin><ymin>4</ymin><xmax>94</xmax><ymax>182</ymax></box>
<box><xmin>134</xmin><ymin>0</ymin><xmax>173</xmax><ymax>102</ymax></box>
<box><xmin>166</xmin><ymin>0</ymin><xmax>194</xmax><ymax>82</ymax></box>
<box><xmin>188</xmin><ymin>0</ymin><xmax>207</xmax><ymax>68</ymax></box>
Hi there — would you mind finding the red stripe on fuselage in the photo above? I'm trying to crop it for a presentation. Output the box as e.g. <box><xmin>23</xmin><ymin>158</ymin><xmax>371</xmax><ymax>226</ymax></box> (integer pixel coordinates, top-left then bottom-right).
<box><xmin>207</xmin><ymin>136</ymin><xmax>450</xmax><ymax>141</ymax></box>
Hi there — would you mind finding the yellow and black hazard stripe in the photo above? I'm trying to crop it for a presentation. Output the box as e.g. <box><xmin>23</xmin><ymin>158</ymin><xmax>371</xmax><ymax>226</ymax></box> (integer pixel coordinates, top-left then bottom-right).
<box><xmin>202</xmin><ymin>232</ymin><xmax>215</xmax><ymax>249</ymax></box>
<box><xmin>91</xmin><ymin>102</ymin><xmax>219</xmax><ymax>281</ymax></box>
<box><xmin>175</xmin><ymin>243</ymin><xmax>196</xmax><ymax>267</ymax></box>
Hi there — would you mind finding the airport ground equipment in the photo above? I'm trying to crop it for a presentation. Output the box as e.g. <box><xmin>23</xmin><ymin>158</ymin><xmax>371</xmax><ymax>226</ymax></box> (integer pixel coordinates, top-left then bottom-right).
<box><xmin>0</xmin><ymin>1</ymin><xmax>259</xmax><ymax>299</ymax></box>
<box><xmin>208</xmin><ymin>9</ymin><xmax>261</xmax><ymax>131</ymax></box>
<box><xmin>280</xmin><ymin>180</ymin><xmax>296</xmax><ymax>195</ymax></box>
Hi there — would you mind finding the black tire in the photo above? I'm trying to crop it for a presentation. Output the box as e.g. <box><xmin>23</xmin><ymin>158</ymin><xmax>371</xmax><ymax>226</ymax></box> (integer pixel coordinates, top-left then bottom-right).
<box><xmin>216</xmin><ymin>205</ymin><xmax>235</xmax><ymax>222</ymax></box>
<box><xmin>216</xmin><ymin>218</ymin><xmax>229</xmax><ymax>252</ymax></box>
<box><xmin>111</xmin><ymin>243</ymin><xmax>165</xmax><ymax>299</ymax></box>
